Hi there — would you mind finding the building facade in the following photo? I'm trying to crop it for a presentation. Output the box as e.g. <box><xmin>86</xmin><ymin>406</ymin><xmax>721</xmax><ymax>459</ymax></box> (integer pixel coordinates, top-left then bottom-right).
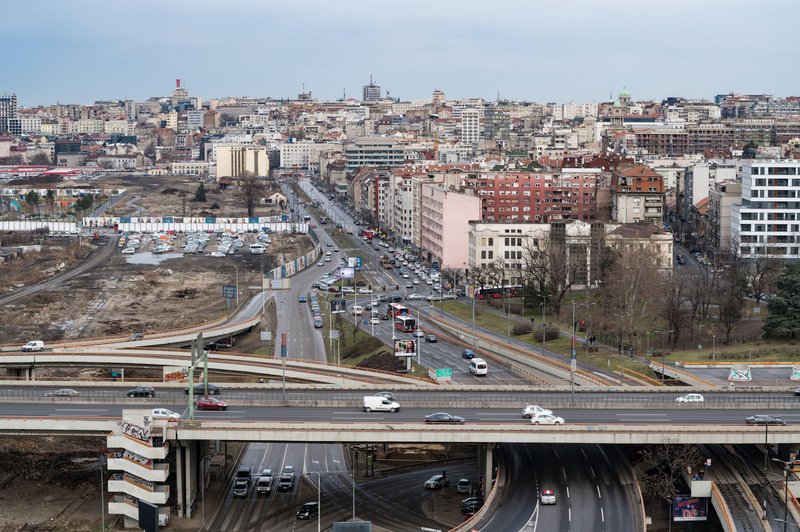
<box><xmin>731</xmin><ymin>160</ymin><xmax>800</xmax><ymax>259</ymax></box>
<box><xmin>611</xmin><ymin>165</ymin><xmax>664</xmax><ymax>225</ymax></box>
<box><xmin>419</xmin><ymin>185</ymin><xmax>480</xmax><ymax>269</ymax></box>
<box><xmin>215</xmin><ymin>145</ymin><xmax>269</xmax><ymax>178</ymax></box>
<box><xmin>345</xmin><ymin>137</ymin><xmax>405</xmax><ymax>171</ymax></box>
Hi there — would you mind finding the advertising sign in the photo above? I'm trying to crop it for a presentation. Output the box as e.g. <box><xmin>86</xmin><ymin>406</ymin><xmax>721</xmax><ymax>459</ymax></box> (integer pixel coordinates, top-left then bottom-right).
<box><xmin>331</xmin><ymin>299</ymin><xmax>347</xmax><ymax>314</ymax></box>
<box><xmin>340</xmin><ymin>267</ymin><xmax>355</xmax><ymax>279</ymax></box>
<box><xmin>393</xmin><ymin>339</ymin><xmax>417</xmax><ymax>357</ymax></box>
<box><xmin>672</xmin><ymin>496</ymin><xmax>708</xmax><ymax>522</ymax></box>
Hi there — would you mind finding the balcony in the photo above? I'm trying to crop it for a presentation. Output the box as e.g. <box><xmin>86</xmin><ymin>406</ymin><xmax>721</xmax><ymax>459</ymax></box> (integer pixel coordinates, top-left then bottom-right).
<box><xmin>108</xmin><ymin>457</ymin><xmax>169</xmax><ymax>483</ymax></box>
<box><xmin>107</xmin><ymin>436</ymin><xmax>169</xmax><ymax>460</ymax></box>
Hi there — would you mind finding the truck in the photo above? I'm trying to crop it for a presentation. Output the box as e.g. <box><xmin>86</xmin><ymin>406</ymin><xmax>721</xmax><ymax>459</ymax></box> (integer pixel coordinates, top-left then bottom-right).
<box><xmin>363</xmin><ymin>396</ymin><xmax>400</xmax><ymax>413</ymax></box>
<box><xmin>362</xmin><ymin>229</ymin><xmax>375</xmax><ymax>240</ymax></box>
<box><xmin>256</xmin><ymin>469</ymin><xmax>273</xmax><ymax>495</ymax></box>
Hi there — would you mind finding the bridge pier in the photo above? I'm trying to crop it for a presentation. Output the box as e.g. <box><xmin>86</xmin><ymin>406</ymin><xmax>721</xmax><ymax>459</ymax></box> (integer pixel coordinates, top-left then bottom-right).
<box><xmin>174</xmin><ymin>440</ymin><xmax>200</xmax><ymax>519</ymax></box>
<box><xmin>6</xmin><ymin>366</ymin><xmax>34</xmax><ymax>380</ymax></box>
<box><xmin>479</xmin><ymin>443</ymin><xmax>495</xmax><ymax>499</ymax></box>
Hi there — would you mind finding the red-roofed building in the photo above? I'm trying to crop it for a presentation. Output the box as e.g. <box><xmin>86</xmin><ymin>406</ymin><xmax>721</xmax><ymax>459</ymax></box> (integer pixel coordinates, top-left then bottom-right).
<box><xmin>611</xmin><ymin>164</ymin><xmax>664</xmax><ymax>225</ymax></box>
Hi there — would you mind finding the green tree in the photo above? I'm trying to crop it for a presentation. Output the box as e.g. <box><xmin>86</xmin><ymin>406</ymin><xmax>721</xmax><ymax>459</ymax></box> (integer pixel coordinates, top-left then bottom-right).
<box><xmin>24</xmin><ymin>190</ymin><xmax>41</xmax><ymax>207</ymax></box>
<box><xmin>194</xmin><ymin>182</ymin><xmax>207</xmax><ymax>202</ymax></box>
<box><xmin>763</xmin><ymin>263</ymin><xmax>800</xmax><ymax>339</ymax></box>
<box><xmin>74</xmin><ymin>194</ymin><xmax>94</xmax><ymax>212</ymax></box>
<box><xmin>742</xmin><ymin>141</ymin><xmax>758</xmax><ymax>159</ymax></box>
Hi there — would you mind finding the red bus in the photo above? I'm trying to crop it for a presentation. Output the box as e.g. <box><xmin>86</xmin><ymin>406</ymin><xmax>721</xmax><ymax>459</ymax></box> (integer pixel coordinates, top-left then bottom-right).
<box><xmin>388</xmin><ymin>303</ymin><xmax>409</xmax><ymax>317</ymax></box>
<box><xmin>475</xmin><ymin>285</ymin><xmax>523</xmax><ymax>300</ymax></box>
<box><xmin>394</xmin><ymin>315</ymin><xmax>416</xmax><ymax>333</ymax></box>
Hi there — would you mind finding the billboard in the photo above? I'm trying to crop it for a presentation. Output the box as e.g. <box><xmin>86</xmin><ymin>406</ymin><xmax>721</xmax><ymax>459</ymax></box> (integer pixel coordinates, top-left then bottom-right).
<box><xmin>340</xmin><ymin>267</ymin><xmax>355</xmax><ymax>279</ymax></box>
<box><xmin>672</xmin><ymin>495</ymin><xmax>708</xmax><ymax>522</ymax></box>
<box><xmin>393</xmin><ymin>339</ymin><xmax>417</xmax><ymax>357</ymax></box>
<box><xmin>331</xmin><ymin>299</ymin><xmax>347</xmax><ymax>314</ymax></box>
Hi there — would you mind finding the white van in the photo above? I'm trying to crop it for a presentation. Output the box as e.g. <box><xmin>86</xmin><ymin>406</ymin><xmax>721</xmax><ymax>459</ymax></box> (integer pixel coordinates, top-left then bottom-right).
<box><xmin>249</xmin><ymin>243</ymin><xmax>266</xmax><ymax>255</ymax></box>
<box><xmin>363</xmin><ymin>396</ymin><xmax>400</xmax><ymax>412</ymax></box>
<box><xmin>469</xmin><ymin>358</ymin><xmax>488</xmax><ymax>376</ymax></box>
<box><xmin>21</xmin><ymin>340</ymin><xmax>45</xmax><ymax>352</ymax></box>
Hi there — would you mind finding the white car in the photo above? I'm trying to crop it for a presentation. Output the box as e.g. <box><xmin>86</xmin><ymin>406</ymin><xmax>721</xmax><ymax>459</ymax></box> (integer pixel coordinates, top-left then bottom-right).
<box><xmin>351</xmin><ymin>305</ymin><xmax>364</xmax><ymax>315</ymax></box>
<box><xmin>370</xmin><ymin>316</ymin><xmax>380</xmax><ymax>325</ymax></box>
<box><xmin>406</xmin><ymin>293</ymin><xmax>424</xmax><ymax>300</ymax></box>
<box><xmin>522</xmin><ymin>405</ymin><xmax>553</xmax><ymax>419</ymax></box>
<box><xmin>340</xmin><ymin>287</ymin><xmax>355</xmax><ymax>294</ymax></box>
<box><xmin>540</xmin><ymin>489</ymin><xmax>556</xmax><ymax>505</ymax></box>
<box><xmin>121</xmin><ymin>247</ymin><xmax>135</xmax><ymax>254</ymax></box>
<box><xmin>676</xmin><ymin>393</ymin><xmax>704</xmax><ymax>403</ymax></box>
<box><xmin>530</xmin><ymin>413</ymin><xmax>565</xmax><ymax>425</ymax></box>
<box><xmin>210</xmin><ymin>251</ymin><xmax>225</xmax><ymax>257</ymax></box>
<box><xmin>317</xmin><ymin>261</ymin><xmax>324</xmax><ymax>267</ymax></box>
<box><xmin>413</xmin><ymin>329</ymin><xmax>425</xmax><ymax>338</ymax></box>
<box><xmin>151</xmin><ymin>408</ymin><xmax>181</xmax><ymax>421</ymax></box>
<box><xmin>413</xmin><ymin>279</ymin><xmax>420</xmax><ymax>285</ymax></box>
<box><xmin>358</xmin><ymin>287</ymin><xmax>373</xmax><ymax>294</ymax></box>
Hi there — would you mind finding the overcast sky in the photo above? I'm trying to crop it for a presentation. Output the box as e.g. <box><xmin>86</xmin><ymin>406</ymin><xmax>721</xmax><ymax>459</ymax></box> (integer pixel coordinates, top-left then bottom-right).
<box><xmin>4</xmin><ymin>0</ymin><xmax>798</xmax><ymax>106</ymax></box>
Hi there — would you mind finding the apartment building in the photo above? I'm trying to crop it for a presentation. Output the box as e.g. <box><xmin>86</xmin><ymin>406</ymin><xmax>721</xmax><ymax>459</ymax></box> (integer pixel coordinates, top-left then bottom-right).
<box><xmin>279</xmin><ymin>140</ymin><xmax>342</xmax><ymax>172</ymax></box>
<box><xmin>345</xmin><ymin>137</ymin><xmax>405</xmax><ymax>171</ymax></box>
<box><xmin>419</xmin><ymin>185</ymin><xmax>480</xmax><ymax>269</ymax></box>
<box><xmin>731</xmin><ymin>160</ymin><xmax>800</xmax><ymax>259</ymax></box>
<box><xmin>460</xmin><ymin>108</ymin><xmax>482</xmax><ymax>145</ymax></box>
<box><xmin>215</xmin><ymin>145</ymin><xmax>269</xmax><ymax>179</ymax></box>
<box><xmin>0</xmin><ymin>93</ymin><xmax>18</xmax><ymax>134</ymax></box>
<box><xmin>611</xmin><ymin>165</ymin><xmax>664</xmax><ymax>225</ymax></box>
<box><xmin>468</xmin><ymin>220</ymin><xmax>673</xmax><ymax>285</ymax></box>
<box><xmin>706</xmin><ymin>181</ymin><xmax>741</xmax><ymax>254</ymax></box>
<box><xmin>465</xmin><ymin>169</ymin><xmax>603</xmax><ymax>223</ymax></box>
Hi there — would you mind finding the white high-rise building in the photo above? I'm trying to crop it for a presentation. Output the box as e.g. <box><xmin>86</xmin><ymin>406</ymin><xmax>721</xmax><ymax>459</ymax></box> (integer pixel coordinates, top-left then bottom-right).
<box><xmin>460</xmin><ymin>108</ymin><xmax>481</xmax><ymax>145</ymax></box>
<box><xmin>731</xmin><ymin>160</ymin><xmax>800</xmax><ymax>259</ymax></box>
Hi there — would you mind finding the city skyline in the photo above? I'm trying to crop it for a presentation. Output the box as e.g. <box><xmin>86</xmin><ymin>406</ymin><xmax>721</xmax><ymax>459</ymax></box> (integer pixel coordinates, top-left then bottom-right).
<box><xmin>3</xmin><ymin>0</ymin><xmax>799</xmax><ymax>106</ymax></box>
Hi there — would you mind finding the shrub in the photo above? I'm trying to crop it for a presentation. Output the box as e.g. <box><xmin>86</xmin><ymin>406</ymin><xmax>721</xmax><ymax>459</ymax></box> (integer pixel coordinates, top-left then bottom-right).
<box><xmin>512</xmin><ymin>322</ymin><xmax>534</xmax><ymax>335</ymax></box>
<box><xmin>534</xmin><ymin>326</ymin><xmax>560</xmax><ymax>342</ymax></box>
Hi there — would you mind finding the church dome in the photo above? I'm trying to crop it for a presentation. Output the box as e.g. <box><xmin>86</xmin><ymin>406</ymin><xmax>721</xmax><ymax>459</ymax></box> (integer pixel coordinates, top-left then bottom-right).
<box><xmin>619</xmin><ymin>86</ymin><xmax>631</xmax><ymax>98</ymax></box>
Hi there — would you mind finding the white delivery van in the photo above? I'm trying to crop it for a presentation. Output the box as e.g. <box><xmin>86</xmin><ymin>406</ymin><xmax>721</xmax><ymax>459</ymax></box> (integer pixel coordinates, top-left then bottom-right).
<box><xmin>249</xmin><ymin>243</ymin><xmax>266</xmax><ymax>255</ymax></box>
<box><xmin>469</xmin><ymin>358</ymin><xmax>488</xmax><ymax>376</ymax></box>
<box><xmin>362</xmin><ymin>396</ymin><xmax>400</xmax><ymax>413</ymax></box>
<box><xmin>21</xmin><ymin>340</ymin><xmax>45</xmax><ymax>352</ymax></box>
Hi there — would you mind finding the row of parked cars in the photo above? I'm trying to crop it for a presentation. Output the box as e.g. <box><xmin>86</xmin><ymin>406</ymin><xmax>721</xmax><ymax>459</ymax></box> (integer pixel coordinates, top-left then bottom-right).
<box><xmin>301</xmin><ymin>292</ymin><xmax>324</xmax><ymax>328</ymax></box>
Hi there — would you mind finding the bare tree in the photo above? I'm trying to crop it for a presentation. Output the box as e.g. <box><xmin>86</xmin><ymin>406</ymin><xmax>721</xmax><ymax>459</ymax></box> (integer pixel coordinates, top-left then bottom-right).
<box><xmin>236</xmin><ymin>172</ymin><xmax>266</xmax><ymax>217</ymax></box>
<box><xmin>638</xmin><ymin>445</ymin><xmax>703</xmax><ymax>517</ymax></box>
<box><xmin>749</xmin><ymin>251</ymin><xmax>781</xmax><ymax>303</ymax></box>
<box><xmin>596</xmin><ymin>249</ymin><xmax>661</xmax><ymax>353</ymax></box>
<box><xmin>657</xmin><ymin>271</ymin><xmax>689</xmax><ymax>347</ymax></box>
<box><xmin>520</xmin><ymin>231</ymin><xmax>581</xmax><ymax>317</ymax></box>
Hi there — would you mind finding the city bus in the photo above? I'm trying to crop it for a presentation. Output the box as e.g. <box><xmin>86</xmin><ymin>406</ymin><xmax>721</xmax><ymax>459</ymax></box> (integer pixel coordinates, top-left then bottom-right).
<box><xmin>387</xmin><ymin>303</ymin><xmax>409</xmax><ymax>317</ymax></box>
<box><xmin>475</xmin><ymin>285</ymin><xmax>523</xmax><ymax>300</ymax></box>
<box><xmin>394</xmin><ymin>315</ymin><xmax>417</xmax><ymax>333</ymax></box>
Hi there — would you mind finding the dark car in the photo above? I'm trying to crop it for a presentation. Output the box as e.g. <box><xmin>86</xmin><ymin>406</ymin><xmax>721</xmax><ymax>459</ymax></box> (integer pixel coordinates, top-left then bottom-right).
<box><xmin>197</xmin><ymin>397</ymin><xmax>228</xmax><ymax>410</ymax></box>
<box><xmin>379</xmin><ymin>312</ymin><xmax>390</xmax><ymax>320</ymax></box>
<box><xmin>184</xmin><ymin>383</ymin><xmax>221</xmax><ymax>395</ymax></box>
<box><xmin>425</xmin><ymin>334</ymin><xmax>438</xmax><ymax>343</ymax></box>
<box><xmin>296</xmin><ymin>501</ymin><xmax>319</xmax><ymax>520</ymax></box>
<box><xmin>794</xmin><ymin>388</ymin><xmax>800</xmax><ymax>396</ymax></box>
<box><xmin>745</xmin><ymin>415</ymin><xmax>786</xmax><ymax>426</ymax></box>
<box><xmin>298</xmin><ymin>295</ymin><xmax>307</xmax><ymax>303</ymax></box>
<box><xmin>461</xmin><ymin>496</ymin><xmax>484</xmax><ymax>512</ymax></box>
<box><xmin>387</xmin><ymin>295</ymin><xmax>403</xmax><ymax>303</ymax></box>
<box><xmin>126</xmin><ymin>386</ymin><xmax>155</xmax><ymax>398</ymax></box>
<box><xmin>205</xmin><ymin>338</ymin><xmax>233</xmax><ymax>350</ymax></box>
<box><xmin>462</xmin><ymin>349</ymin><xmax>475</xmax><ymax>359</ymax></box>
<box><xmin>424</xmin><ymin>412</ymin><xmax>465</xmax><ymax>424</ymax></box>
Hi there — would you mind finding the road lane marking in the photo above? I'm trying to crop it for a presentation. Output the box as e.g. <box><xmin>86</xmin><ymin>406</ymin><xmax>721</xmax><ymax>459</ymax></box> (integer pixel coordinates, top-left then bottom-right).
<box><xmin>597</xmin><ymin>485</ymin><xmax>602</xmax><ymax>499</ymax></box>
<box><xmin>582</xmin><ymin>449</ymin><xmax>589</xmax><ymax>460</ymax></box>
<box><xmin>55</xmin><ymin>409</ymin><xmax>109</xmax><ymax>412</ymax></box>
<box><xmin>562</xmin><ymin>467</ymin><xmax>567</xmax><ymax>479</ymax></box>
<box><xmin>568</xmin><ymin>507</ymin><xmax>572</xmax><ymax>522</ymax></box>
<box><xmin>554</xmin><ymin>449</ymin><xmax>560</xmax><ymax>460</ymax></box>
<box><xmin>616</xmin><ymin>413</ymin><xmax>667</xmax><ymax>416</ymax></box>
<box><xmin>590</xmin><ymin>466</ymin><xmax>596</xmax><ymax>478</ymax></box>
<box><xmin>566</xmin><ymin>486</ymin><xmax>570</xmax><ymax>498</ymax></box>
<box><xmin>601</xmin><ymin>507</ymin><xmax>605</xmax><ymax>522</ymax></box>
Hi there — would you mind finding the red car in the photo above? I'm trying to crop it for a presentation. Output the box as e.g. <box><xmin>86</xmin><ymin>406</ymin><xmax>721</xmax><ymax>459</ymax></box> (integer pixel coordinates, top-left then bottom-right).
<box><xmin>198</xmin><ymin>397</ymin><xmax>228</xmax><ymax>411</ymax></box>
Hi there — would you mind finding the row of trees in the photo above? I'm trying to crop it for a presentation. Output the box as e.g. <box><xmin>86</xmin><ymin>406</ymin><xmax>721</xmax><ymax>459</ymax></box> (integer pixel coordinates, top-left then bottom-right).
<box><xmin>193</xmin><ymin>173</ymin><xmax>279</xmax><ymax>217</ymax></box>
<box><xmin>469</xmin><ymin>233</ymin><xmax>795</xmax><ymax>351</ymax></box>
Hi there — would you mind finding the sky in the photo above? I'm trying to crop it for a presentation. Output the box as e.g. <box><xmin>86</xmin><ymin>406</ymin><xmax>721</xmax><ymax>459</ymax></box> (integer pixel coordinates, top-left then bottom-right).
<box><xmin>4</xmin><ymin>0</ymin><xmax>799</xmax><ymax>107</ymax></box>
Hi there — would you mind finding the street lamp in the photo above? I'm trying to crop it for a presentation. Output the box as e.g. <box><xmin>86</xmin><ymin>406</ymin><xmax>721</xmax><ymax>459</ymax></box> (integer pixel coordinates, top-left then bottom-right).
<box><xmin>712</xmin><ymin>334</ymin><xmax>716</xmax><ymax>362</ymax></box>
<box><xmin>233</xmin><ymin>264</ymin><xmax>240</xmax><ymax>308</ymax></box>
<box><xmin>307</xmin><ymin>472</ymin><xmax>322</xmax><ymax>532</ymax></box>
<box><xmin>771</xmin><ymin>456</ymin><xmax>797</xmax><ymax>532</ymax></box>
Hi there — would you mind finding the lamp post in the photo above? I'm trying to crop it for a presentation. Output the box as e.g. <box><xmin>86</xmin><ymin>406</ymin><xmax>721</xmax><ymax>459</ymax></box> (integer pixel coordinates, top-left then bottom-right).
<box><xmin>541</xmin><ymin>295</ymin><xmax>546</xmax><ymax>344</ymax></box>
<box><xmin>713</xmin><ymin>334</ymin><xmax>716</xmax><ymax>362</ymax></box>
<box><xmin>570</xmin><ymin>300</ymin><xmax>577</xmax><ymax>401</ymax></box>
<box><xmin>308</xmin><ymin>472</ymin><xmax>322</xmax><ymax>532</ymax></box>
<box><xmin>771</xmin><ymin>456</ymin><xmax>797</xmax><ymax>532</ymax></box>
<box><xmin>233</xmin><ymin>264</ymin><xmax>240</xmax><ymax>308</ymax></box>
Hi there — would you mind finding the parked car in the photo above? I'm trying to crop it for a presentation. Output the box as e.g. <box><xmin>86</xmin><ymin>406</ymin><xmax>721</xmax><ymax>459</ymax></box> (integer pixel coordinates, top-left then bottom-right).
<box><xmin>126</xmin><ymin>386</ymin><xmax>155</xmax><ymax>398</ymax></box>
<box><xmin>456</xmin><ymin>478</ymin><xmax>471</xmax><ymax>494</ymax></box>
<box><xmin>197</xmin><ymin>397</ymin><xmax>228</xmax><ymax>410</ymax></box>
<box><xmin>424</xmin><ymin>412</ymin><xmax>465</xmax><ymax>424</ymax></box>
<box><xmin>45</xmin><ymin>388</ymin><xmax>80</xmax><ymax>398</ymax></box>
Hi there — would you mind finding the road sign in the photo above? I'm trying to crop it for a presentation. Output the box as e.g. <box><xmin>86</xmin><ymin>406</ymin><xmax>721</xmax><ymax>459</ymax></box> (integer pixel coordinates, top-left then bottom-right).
<box><xmin>435</xmin><ymin>368</ymin><xmax>452</xmax><ymax>378</ymax></box>
<box><xmin>340</xmin><ymin>267</ymin><xmax>355</xmax><ymax>279</ymax></box>
<box><xmin>260</xmin><ymin>331</ymin><xmax>272</xmax><ymax>342</ymax></box>
<box><xmin>222</xmin><ymin>284</ymin><xmax>237</xmax><ymax>298</ymax></box>
<box><xmin>331</xmin><ymin>299</ymin><xmax>347</xmax><ymax>313</ymax></box>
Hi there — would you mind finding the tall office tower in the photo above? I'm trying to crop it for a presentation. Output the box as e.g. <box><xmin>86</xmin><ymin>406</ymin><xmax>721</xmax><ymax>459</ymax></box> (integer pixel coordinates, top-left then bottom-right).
<box><xmin>0</xmin><ymin>93</ymin><xmax>18</xmax><ymax>134</ymax></box>
<box><xmin>362</xmin><ymin>76</ymin><xmax>381</xmax><ymax>102</ymax></box>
